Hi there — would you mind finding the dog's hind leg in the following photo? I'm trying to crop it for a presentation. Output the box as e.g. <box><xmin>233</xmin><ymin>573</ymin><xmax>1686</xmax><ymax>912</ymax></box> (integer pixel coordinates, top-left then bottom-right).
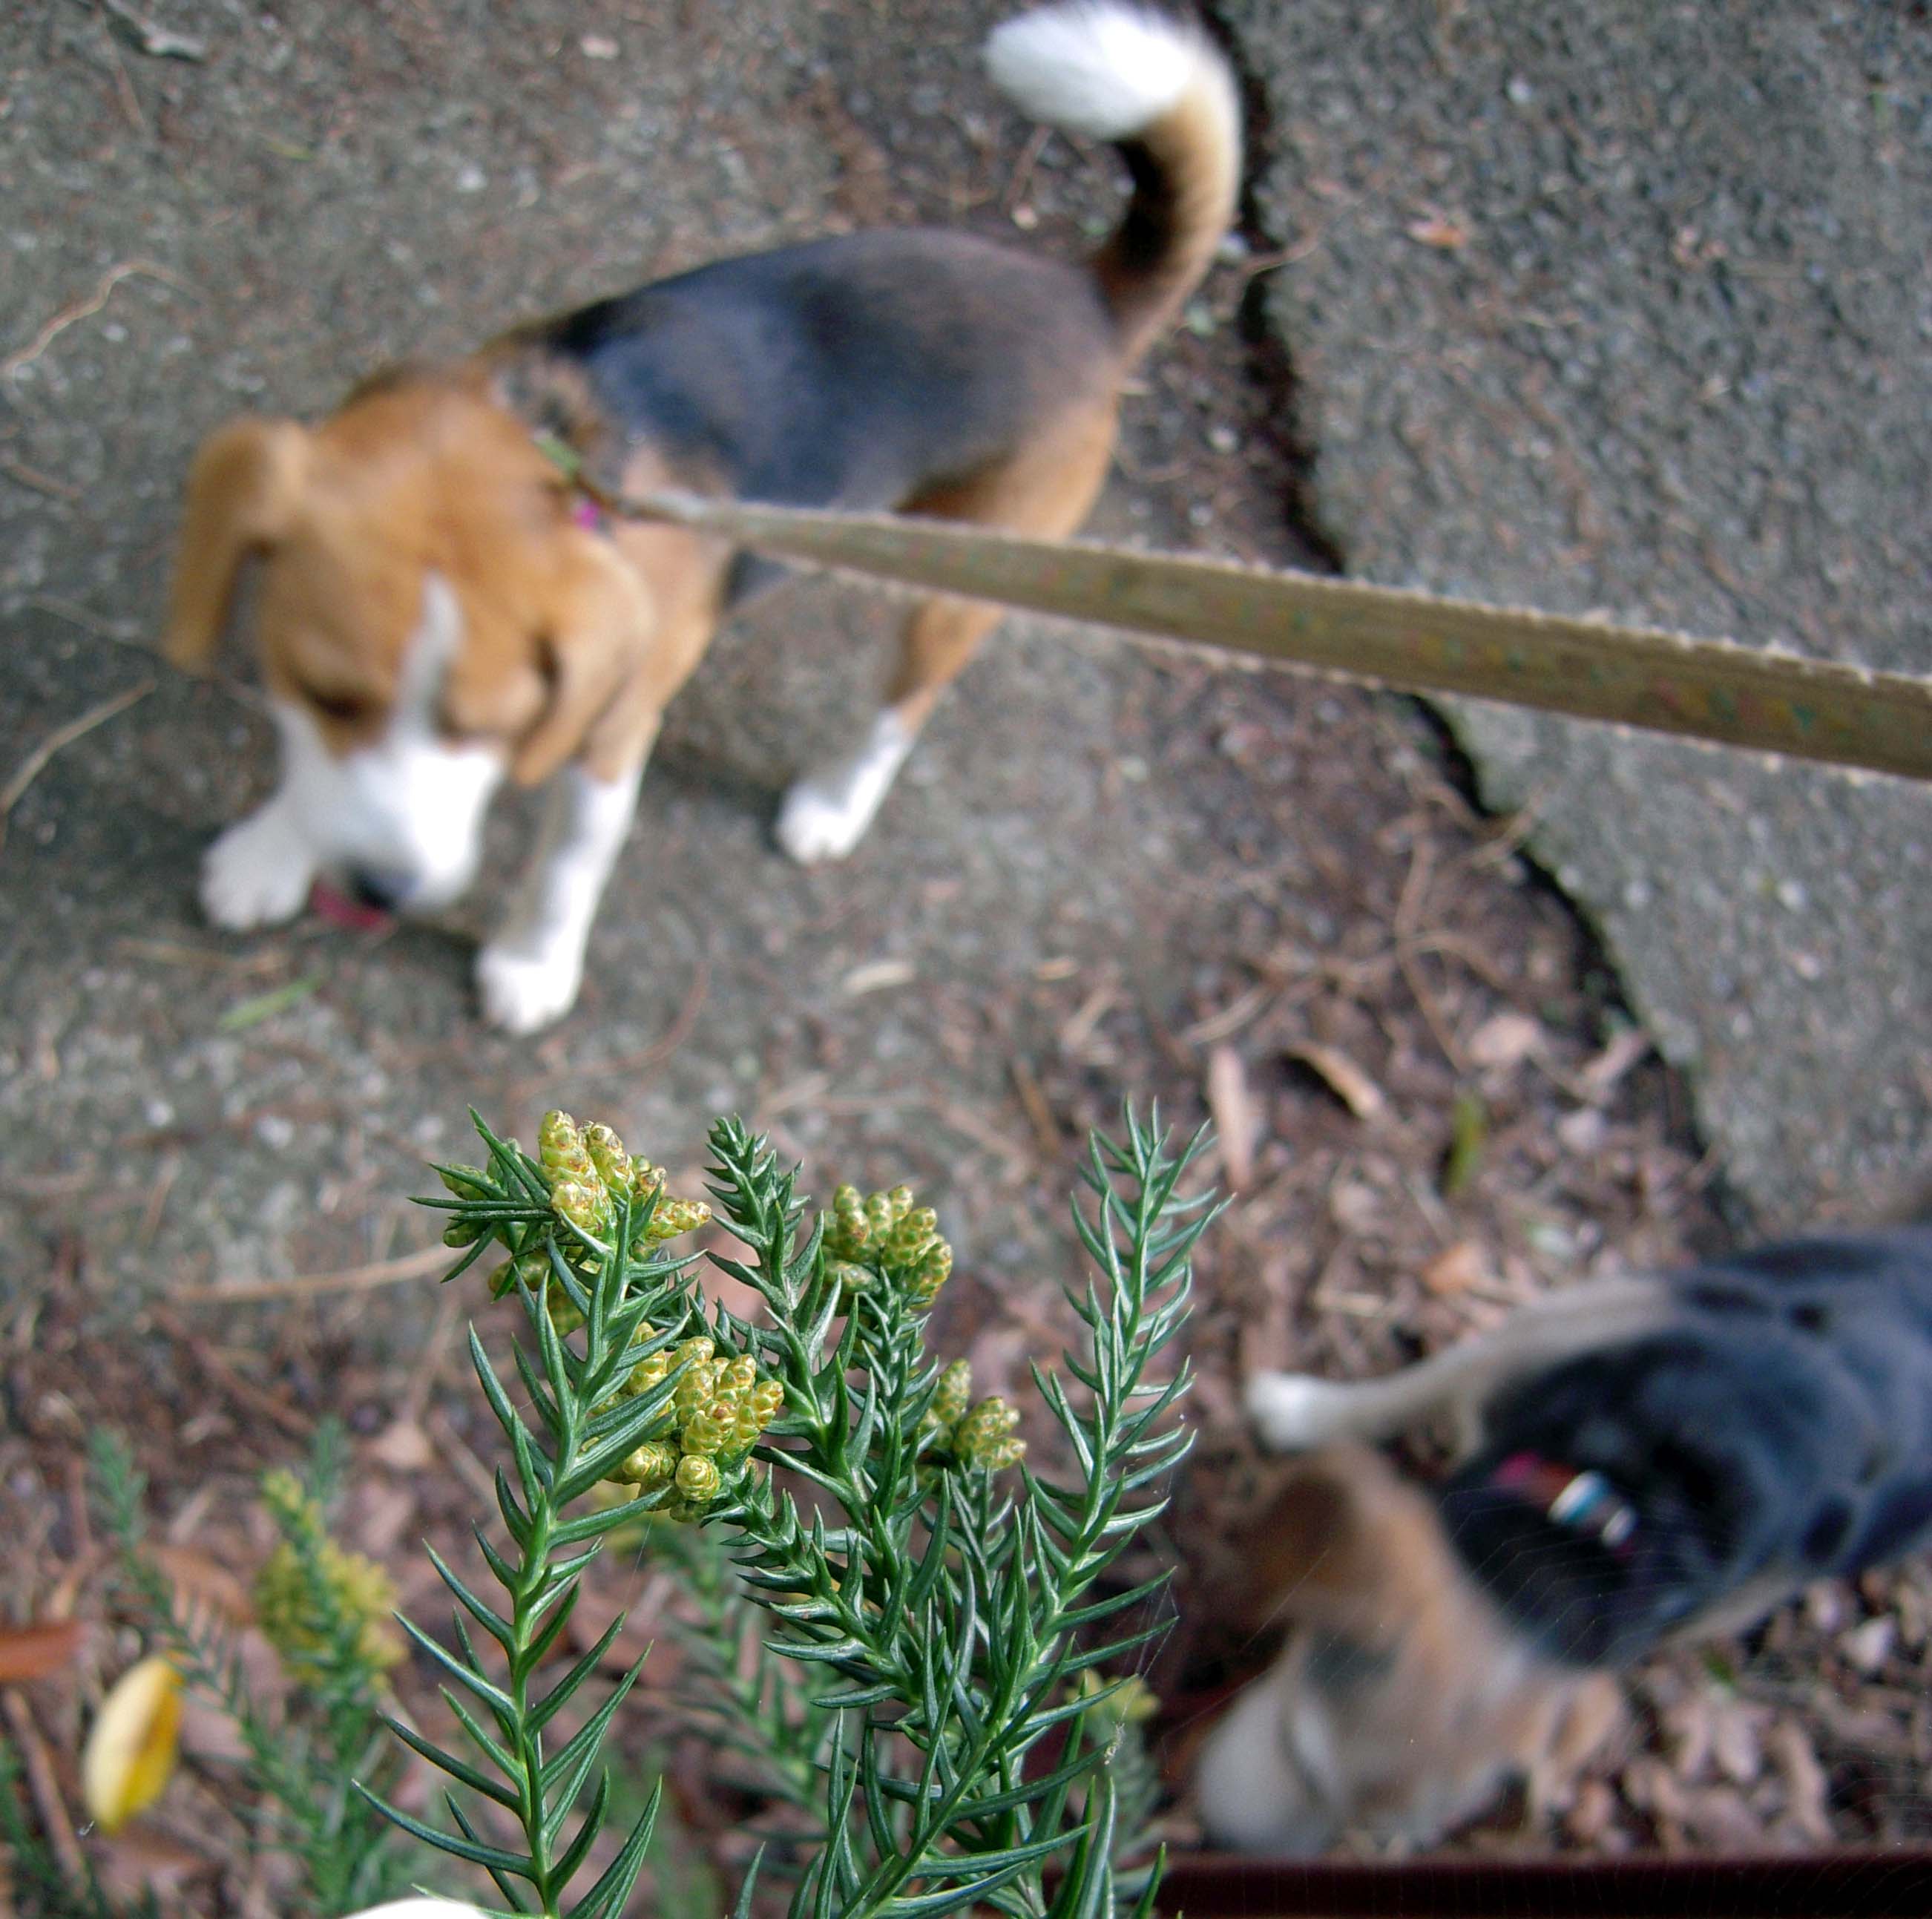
<box><xmin>775</xmin><ymin>398</ymin><xmax>1118</xmax><ymax>865</ymax></box>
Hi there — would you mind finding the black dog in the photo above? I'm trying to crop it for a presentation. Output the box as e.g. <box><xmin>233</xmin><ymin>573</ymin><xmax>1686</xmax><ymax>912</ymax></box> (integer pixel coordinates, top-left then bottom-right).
<box><xmin>1192</xmin><ymin>1231</ymin><xmax>1932</xmax><ymax>1851</ymax></box>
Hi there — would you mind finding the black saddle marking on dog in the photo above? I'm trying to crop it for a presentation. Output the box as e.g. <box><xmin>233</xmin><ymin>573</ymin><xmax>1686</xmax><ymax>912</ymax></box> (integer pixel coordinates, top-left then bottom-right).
<box><xmin>1439</xmin><ymin>1229</ymin><xmax>1932</xmax><ymax>1669</ymax></box>
<box><xmin>536</xmin><ymin>230</ymin><xmax>1117</xmax><ymax>519</ymax></box>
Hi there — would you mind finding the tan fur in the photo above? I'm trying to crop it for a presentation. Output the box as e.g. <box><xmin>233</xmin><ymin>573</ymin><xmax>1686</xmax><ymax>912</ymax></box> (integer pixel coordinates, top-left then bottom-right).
<box><xmin>1098</xmin><ymin>82</ymin><xmax>1246</xmax><ymax>360</ymax></box>
<box><xmin>887</xmin><ymin>397</ymin><xmax>1120</xmax><ymax>729</ymax></box>
<box><xmin>165</xmin><ymin>379</ymin><xmax>722</xmax><ymax>777</ymax></box>
<box><xmin>1201</xmin><ymin>1446</ymin><xmax>1623</xmax><ymax>1851</ymax></box>
<box><xmin>164</xmin><ymin>417</ymin><xmax>311</xmax><ymax>672</ymax></box>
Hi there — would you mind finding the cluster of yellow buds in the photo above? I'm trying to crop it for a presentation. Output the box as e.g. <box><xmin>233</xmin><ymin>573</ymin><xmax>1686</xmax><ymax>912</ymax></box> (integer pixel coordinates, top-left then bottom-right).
<box><xmin>920</xmin><ymin>1358</ymin><xmax>1025</xmax><ymax>1473</ymax></box>
<box><xmin>457</xmin><ymin>1112</ymin><xmax>713</xmax><ymax>1325</ymax></box>
<box><xmin>537</xmin><ymin>1110</ymin><xmax>712</xmax><ymax>1247</ymax></box>
<box><xmin>823</xmin><ymin>1183</ymin><xmax>953</xmax><ymax>1308</ymax></box>
<box><xmin>254</xmin><ymin>1470</ymin><xmax>405</xmax><ymax>1686</ymax></box>
<box><xmin>606</xmin><ymin>1336</ymin><xmax>786</xmax><ymax>1522</ymax></box>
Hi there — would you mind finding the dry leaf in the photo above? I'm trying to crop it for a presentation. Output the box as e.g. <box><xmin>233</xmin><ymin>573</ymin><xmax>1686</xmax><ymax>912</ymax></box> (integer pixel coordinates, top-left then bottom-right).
<box><xmin>1328</xmin><ymin>1173</ymin><xmax>1384</xmax><ymax>1236</ymax></box>
<box><xmin>1557</xmin><ymin>1106</ymin><xmax>1607</xmax><ymax>1154</ymax></box>
<box><xmin>1563</xmin><ymin>1777</ymin><xmax>1617</xmax><ymax>1845</ymax></box>
<box><xmin>352</xmin><ymin>1481</ymin><xmax>418</xmax><ymax>1558</ymax></box>
<box><xmin>1768</xmin><ymin>1720</ymin><xmax>1833</xmax><ymax>1846</ymax></box>
<box><xmin>1407</xmin><ymin>212</ymin><xmax>1470</xmax><ymax>249</ymax></box>
<box><xmin>95</xmin><ymin>1825</ymin><xmax>214</xmax><ymax>1906</ymax></box>
<box><xmin>1579</xmin><ymin>1027</ymin><xmax>1652</xmax><ymax>1103</ymax></box>
<box><xmin>1709</xmin><ymin>1702</ymin><xmax>1764</xmax><ymax>1785</ymax></box>
<box><xmin>1205</xmin><ymin>1044</ymin><xmax>1258</xmax><ymax>1190</ymax></box>
<box><xmin>1288</xmin><ymin>1042</ymin><xmax>1386</xmax><ymax>1121</ymax></box>
<box><xmin>1661</xmin><ymin>1695</ymin><xmax>1712</xmax><ymax>1779</ymax></box>
<box><xmin>1676</xmin><ymin>1784</ymin><xmax>1765</xmax><ymax>1851</ymax></box>
<box><xmin>842</xmin><ymin>957</ymin><xmax>916</xmax><ymax>996</ymax></box>
<box><xmin>147</xmin><ymin>1544</ymin><xmax>252</xmax><ymax>1628</ymax></box>
<box><xmin>84</xmin><ymin>1656</ymin><xmax>182</xmax><ymax>1834</ymax></box>
<box><xmin>1466</xmin><ymin>1012</ymin><xmax>1542</xmax><ymax>1072</ymax></box>
<box><xmin>366</xmin><ymin>1418</ymin><xmax>437</xmax><ymax>1472</ymax></box>
<box><xmin>0</xmin><ymin>1618</ymin><xmax>84</xmax><ymax>1683</ymax></box>
<box><xmin>1420</xmin><ymin>1239</ymin><xmax>1489</xmax><ymax>1296</ymax></box>
<box><xmin>1841</xmin><ymin>1615</ymin><xmax>1894</xmax><ymax>1673</ymax></box>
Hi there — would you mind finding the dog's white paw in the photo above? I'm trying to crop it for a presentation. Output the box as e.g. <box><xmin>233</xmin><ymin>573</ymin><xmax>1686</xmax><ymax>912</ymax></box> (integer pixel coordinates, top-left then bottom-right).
<box><xmin>200</xmin><ymin>808</ymin><xmax>315</xmax><ymax>930</ymax></box>
<box><xmin>776</xmin><ymin>712</ymin><xmax>915</xmax><ymax>866</ymax></box>
<box><xmin>476</xmin><ymin>942</ymin><xmax>583</xmax><ymax>1034</ymax></box>
<box><xmin>1246</xmin><ymin>1371</ymin><xmax>1355</xmax><ymax>1452</ymax></box>
<box><xmin>775</xmin><ymin>778</ymin><xmax>874</xmax><ymax>865</ymax></box>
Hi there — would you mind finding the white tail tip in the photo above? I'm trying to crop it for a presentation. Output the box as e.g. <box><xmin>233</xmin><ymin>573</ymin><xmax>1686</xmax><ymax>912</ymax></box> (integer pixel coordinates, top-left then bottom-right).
<box><xmin>985</xmin><ymin>3</ymin><xmax>1221</xmax><ymax>142</ymax></box>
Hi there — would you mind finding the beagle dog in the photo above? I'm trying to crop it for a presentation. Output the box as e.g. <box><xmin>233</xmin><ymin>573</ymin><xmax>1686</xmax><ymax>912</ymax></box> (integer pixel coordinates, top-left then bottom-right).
<box><xmin>1196</xmin><ymin>1229</ymin><xmax>1932</xmax><ymax>1852</ymax></box>
<box><xmin>160</xmin><ymin>4</ymin><xmax>1240</xmax><ymax>1031</ymax></box>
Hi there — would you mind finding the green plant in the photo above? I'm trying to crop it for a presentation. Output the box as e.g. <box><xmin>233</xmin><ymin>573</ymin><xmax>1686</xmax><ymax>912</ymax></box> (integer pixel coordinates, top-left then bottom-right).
<box><xmin>88</xmin><ymin>1422</ymin><xmax>415</xmax><ymax>1915</ymax></box>
<box><xmin>376</xmin><ymin>1104</ymin><xmax>1211</xmax><ymax>1919</ymax></box>
<box><xmin>0</xmin><ymin>1738</ymin><xmax>162</xmax><ymax>1919</ymax></box>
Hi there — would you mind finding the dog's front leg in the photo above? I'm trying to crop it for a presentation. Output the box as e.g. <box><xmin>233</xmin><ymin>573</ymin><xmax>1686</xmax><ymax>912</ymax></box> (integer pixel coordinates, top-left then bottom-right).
<box><xmin>476</xmin><ymin>761</ymin><xmax>642</xmax><ymax>1034</ymax></box>
<box><xmin>200</xmin><ymin>784</ymin><xmax>319</xmax><ymax>930</ymax></box>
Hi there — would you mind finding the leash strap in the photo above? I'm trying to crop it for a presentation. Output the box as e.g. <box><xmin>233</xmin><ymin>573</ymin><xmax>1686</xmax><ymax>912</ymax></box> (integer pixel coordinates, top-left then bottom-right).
<box><xmin>539</xmin><ymin>442</ymin><xmax>1932</xmax><ymax>784</ymax></box>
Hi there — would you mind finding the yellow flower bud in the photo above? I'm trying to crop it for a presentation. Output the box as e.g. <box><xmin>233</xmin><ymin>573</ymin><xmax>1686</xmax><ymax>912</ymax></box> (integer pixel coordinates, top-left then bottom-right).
<box><xmin>930</xmin><ymin>1359</ymin><xmax>972</xmax><ymax>1431</ymax></box>
<box><xmin>643</xmin><ymin>1195</ymin><xmax>712</xmax><ymax>1241</ymax></box>
<box><xmin>551</xmin><ymin>1180</ymin><xmax>611</xmax><ymax>1238</ymax></box>
<box><xmin>621</xmin><ymin>1350</ymin><xmax>671</xmax><ymax>1397</ymax></box>
<box><xmin>82</xmin><ymin>1656</ymin><xmax>181</xmax><ymax>1835</ymax></box>
<box><xmin>680</xmin><ymin>1406</ymin><xmax>733</xmax><ymax>1455</ymax></box>
<box><xmin>674</xmin><ymin>1454</ymin><xmax>721</xmax><ymax>1503</ymax></box>
<box><xmin>582</xmin><ymin>1122</ymin><xmax>632</xmax><ymax>1191</ymax></box>
<box><xmin>612</xmin><ymin>1440</ymin><xmax>679</xmax><ymax>1488</ymax></box>
<box><xmin>953</xmin><ymin>1397</ymin><xmax>1025</xmax><ymax>1471</ymax></box>
<box><xmin>538</xmin><ymin>1109</ymin><xmax>582</xmax><ymax>1170</ymax></box>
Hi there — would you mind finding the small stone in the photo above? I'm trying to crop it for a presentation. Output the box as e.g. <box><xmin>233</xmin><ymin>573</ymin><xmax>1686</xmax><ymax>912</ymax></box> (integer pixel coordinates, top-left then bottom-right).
<box><xmin>1841</xmin><ymin>1616</ymin><xmax>1895</xmax><ymax>1673</ymax></box>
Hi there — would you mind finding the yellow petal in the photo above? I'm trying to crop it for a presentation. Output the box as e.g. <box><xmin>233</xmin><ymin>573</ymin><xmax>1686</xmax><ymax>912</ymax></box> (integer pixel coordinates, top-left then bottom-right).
<box><xmin>82</xmin><ymin>1656</ymin><xmax>182</xmax><ymax>1834</ymax></box>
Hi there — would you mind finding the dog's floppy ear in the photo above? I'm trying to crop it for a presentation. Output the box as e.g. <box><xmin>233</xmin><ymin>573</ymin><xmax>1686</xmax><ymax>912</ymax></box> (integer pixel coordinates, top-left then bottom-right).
<box><xmin>163</xmin><ymin>417</ymin><xmax>310</xmax><ymax>671</ymax></box>
<box><xmin>510</xmin><ymin>534</ymin><xmax>652</xmax><ymax>787</ymax></box>
<box><xmin>1249</xmin><ymin>1446</ymin><xmax>1384</xmax><ymax>1602</ymax></box>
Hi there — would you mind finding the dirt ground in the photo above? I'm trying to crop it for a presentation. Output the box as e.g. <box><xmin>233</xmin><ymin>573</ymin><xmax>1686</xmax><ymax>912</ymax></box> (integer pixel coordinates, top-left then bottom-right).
<box><xmin>3</xmin><ymin>2</ymin><xmax>1928</xmax><ymax>1908</ymax></box>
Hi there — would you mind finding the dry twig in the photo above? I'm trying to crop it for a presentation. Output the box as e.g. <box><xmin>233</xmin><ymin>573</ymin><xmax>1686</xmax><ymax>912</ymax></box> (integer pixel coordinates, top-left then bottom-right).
<box><xmin>2</xmin><ymin>261</ymin><xmax>183</xmax><ymax>381</ymax></box>
<box><xmin>0</xmin><ymin>678</ymin><xmax>154</xmax><ymax>854</ymax></box>
<box><xmin>169</xmin><ymin>1242</ymin><xmax>447</xmax><ymax>1306</ymax></box>
<box><xmin>99</xmin><ymin>0</ymin><xmax>208</xmax><ymax>61</ymax></box>
<box><xmin>1</xmin><ymin>1687</ymin><xmax>88</xmax><ymax>1885</ymax></box>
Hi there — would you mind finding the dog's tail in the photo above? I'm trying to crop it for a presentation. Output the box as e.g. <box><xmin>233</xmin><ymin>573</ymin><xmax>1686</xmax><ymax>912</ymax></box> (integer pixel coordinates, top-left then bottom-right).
<box><xmin>986</xmin><ymin>4</ymin><xmax>1242</xmax><ymax>364</ymax></box>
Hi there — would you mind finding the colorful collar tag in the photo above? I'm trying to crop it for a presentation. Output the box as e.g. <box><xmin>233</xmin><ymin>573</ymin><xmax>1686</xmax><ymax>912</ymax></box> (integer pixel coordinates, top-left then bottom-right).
<box><xmin>1492</xmin><ymin>1451</ymin><xmax>1638</xmax><ymax>1555</ymax></box>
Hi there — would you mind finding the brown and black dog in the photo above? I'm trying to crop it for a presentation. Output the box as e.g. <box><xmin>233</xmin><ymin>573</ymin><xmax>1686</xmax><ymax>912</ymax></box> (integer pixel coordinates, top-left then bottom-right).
<box><xmin>1198</xmin><ymin>1228</ymin><xmax>1932</xmax><ymax>1851</ymax></box>
<box><xmin>161</xmin><ymin>4</ymin><xmax>1240</xmax><ymax>1031</ymax></box>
